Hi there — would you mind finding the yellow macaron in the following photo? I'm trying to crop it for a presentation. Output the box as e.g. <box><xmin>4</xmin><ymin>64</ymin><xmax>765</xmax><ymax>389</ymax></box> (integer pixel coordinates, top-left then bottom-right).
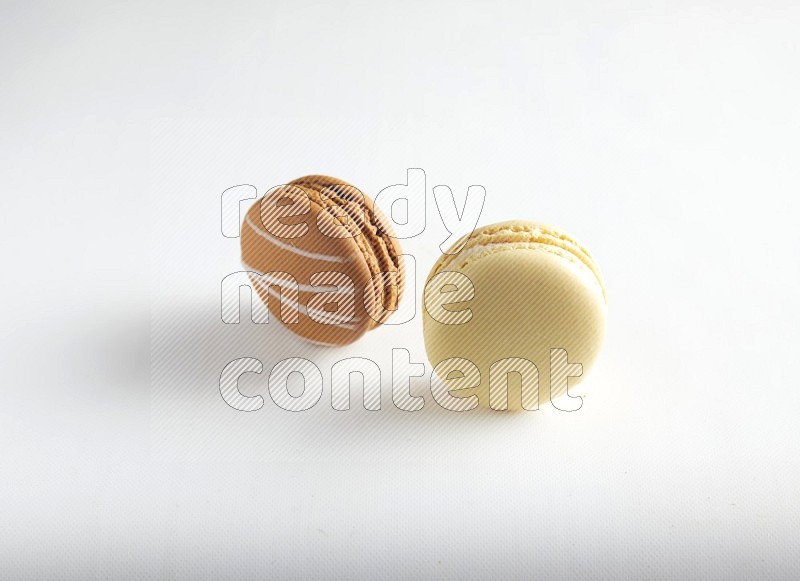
<box><xmin>423</xmin><ymin>220</ymin><xmax>607</xmax><ymax>411</ymax></box>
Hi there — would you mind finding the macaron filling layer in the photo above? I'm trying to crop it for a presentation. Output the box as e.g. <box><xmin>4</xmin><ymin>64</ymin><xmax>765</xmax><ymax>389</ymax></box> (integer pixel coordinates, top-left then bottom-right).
<box><xmin>289</xmin><ymin>175</ymin><xmax>404</xmax><ymax>325</ymax></box>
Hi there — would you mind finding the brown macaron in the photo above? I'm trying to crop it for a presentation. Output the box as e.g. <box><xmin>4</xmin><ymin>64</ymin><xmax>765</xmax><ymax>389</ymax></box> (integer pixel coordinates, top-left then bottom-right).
<box><xmin>241</xmin><ymin>175</ymin><xmax>405</xmax><ymax>345</ymax></box>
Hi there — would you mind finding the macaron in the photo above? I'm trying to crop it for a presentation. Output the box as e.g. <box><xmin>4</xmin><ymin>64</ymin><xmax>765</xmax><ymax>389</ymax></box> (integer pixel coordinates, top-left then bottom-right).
<box><xmin>241</xmin><ymin>175</ymin><xmax>405</xmax><ymax>346</ymax></box>
<box><xmin>423</xmin><ymin>220</ymin><xmax>606</xmax><ymax>410</ymax></box>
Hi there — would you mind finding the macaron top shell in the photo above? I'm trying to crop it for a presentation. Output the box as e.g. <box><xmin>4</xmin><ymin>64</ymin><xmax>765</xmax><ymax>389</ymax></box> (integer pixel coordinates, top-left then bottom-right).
<box><xmin>430</xmin><ymin>220</ymin><xmax>606</xmax><ymax>303</ymax></box>
<box><xmin>423</xmin><ymin>220</ymin><xmax>607</xmax><ymax>409</ymax></box>
<box><xmin>241</xmin><ymin>175</ymin><xmax>404</xmax><ymax>345</ymax></box>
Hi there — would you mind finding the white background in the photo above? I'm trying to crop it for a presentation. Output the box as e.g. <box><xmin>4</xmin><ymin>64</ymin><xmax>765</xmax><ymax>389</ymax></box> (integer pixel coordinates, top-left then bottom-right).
<box><xmin>2</xmin><ymin>0</ymin><xmax>799</xmax><ymax>578</ymax></box>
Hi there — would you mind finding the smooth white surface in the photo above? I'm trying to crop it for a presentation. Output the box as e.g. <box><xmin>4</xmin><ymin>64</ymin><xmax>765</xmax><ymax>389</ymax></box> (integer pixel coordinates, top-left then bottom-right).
<box><xmin>1</xmin><ymin>0</ymin><xmax>799</xmax><ymax>578</ymax></box>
